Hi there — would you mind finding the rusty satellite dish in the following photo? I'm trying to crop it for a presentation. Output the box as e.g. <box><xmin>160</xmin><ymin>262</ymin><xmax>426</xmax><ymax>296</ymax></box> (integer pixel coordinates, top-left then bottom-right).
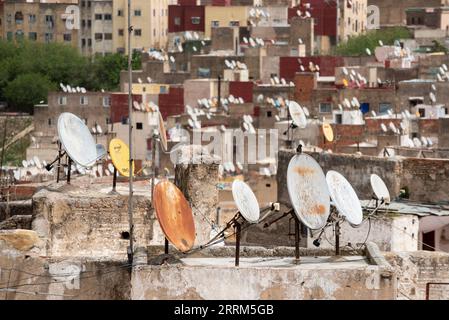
<box><xmin>153</xmin><ymin>180</ymin><xmax>196</xmax><ymax>252</ymax></box>
<box><xmin>287</xmin><ymin>154</ymin><xmax>330</xmax><ymax>230</ymax></box>
<box><xmin>232</xmin><ymin>180</ymin><xmax>260</xmax><ymax>224</ymax></box>
<box><xmin>326</xmin><ymin>170</ymin><xmax>363</xmax><ymax>226</ymax></box>
<box><xmin>158</xmin><ymin>111</ymin><xmax>168</xmax><ymax>152</ymax></box>
<box><xmin>57</xmin><ymin>113</ymin><xmax>102</xmax><ymax>167</ymax></box>
<box><xmin>370</xmin><ymin>174</ymin><xmax>391</xmax><ymax>204</ymax></box>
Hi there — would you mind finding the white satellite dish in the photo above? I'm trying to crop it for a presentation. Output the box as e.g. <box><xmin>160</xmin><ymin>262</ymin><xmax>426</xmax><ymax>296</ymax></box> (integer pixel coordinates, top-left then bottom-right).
<box><xmin>286</xmin><ymin>154</ymin><xmax>331</xmax><ymax>230</ymax></box>
<box><xmin>405</xmin><ymin>110</ymin><xmax>411</xmax><ymax>119</ymax></box>
<box><xmin>193</xmin><ymin>32</ymin><xmax>199</xmax><ymax>40</ymax></box>
<box><xmin>421</xmin><ymin>136</ymin><xmax>428</xmax><ymax>146</ymax></box>
<box><xmin>232</xmin><ymin>180</ymin><xmax>260</xmax><ymax>224</ymax></box>
<box><xmin>326</xmin><ymin>171</ymin><xmax>363</xmax><ymax>226</ymax></box>
<box><xmin>387</xmin><ymin>109</ymin><xmax>393</xmax><ymax>116</ymax></box>
<box><xmin>371</xmin><ymin>111</ymin><xmax>377</xmax><ymax>117</ymax></box>
<box><xmin>243</xmin><ymin>37</ymin><xmax>249</xmax><ymax>44</ymax></box>
<box><xmin>33</xmin><ymin>156</ymin><xmax>42</xmax><ymax>169</ymax></box>
<box><xmin>430</xmin><ymin>92</ymin><xmax>436</xmax><ymax>103</ymax></box>
<box><xmin>275</xmin><ymin>115</ymin><xmax>281</xmax><ymax>122</ymax></box>
<box><xmin>187</xmin><ymin>119</ymin><xmax>194</xmax><ymax>128</ymax></box>
<box><xmin>169</xmin><ymin>56</ymin><xmax>175</xmax><ymax>63</ymax></box>
<box><xmin>57</xmin><ymin>113</ymin><xmax>102</xmax><ymax>168</ymax></box>
<box><xmin>302</xmin><ymin>106</ymin><xmax>310</xmax><ymax>117</ymax></box>
<box><xmin>288</xmin><ymin>101</ymin><xmax>307</xmax><ymax>128</ymax></box>
<box><xmin>381</xmin><ymin>123</ymin><xmax>387</xmax><ymax>133</ymax></box>
<box><xmin>389</xmin><ymin>122</ymin><xmax>397</xmax><ymax>133</ymax></box>
<box><xmin>108</xmin><ymin>163</ymin><xmax>115</xmax><ymax>173</ymax></box>
<box><xmin>366</xmin><ymin>48</ymin><xmax>372</xmax><ymax>56</ymax></box>
<box><xmin>236</xmin><ymin>162</ymin><xmax>243</xmax><ymax>171</ymax></box>
<box><xmin>379</xmin><ymin>40</ymin><xmax>384</xmax><ymax>47</ymax></box>
<box><xmin>413</xmin><ymin>137</ymin><xmax>422</xmax><ymax>148</ymax></box>
<box><xmin>370</xmin><ymin>174</ymin><xmax>391</xmax><ymax>204</ymax></box>
<box><xmin>22</xmin><ymin>160</ymin><xmax>28</xmax><ymax>168</ymax></box>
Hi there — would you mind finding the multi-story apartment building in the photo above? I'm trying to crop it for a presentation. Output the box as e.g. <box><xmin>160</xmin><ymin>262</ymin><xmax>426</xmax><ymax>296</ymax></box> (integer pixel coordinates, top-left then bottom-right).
<box><xmin>79</xmin><ymin>0</ymin><xmax>113</xmax><ymax>56</ymax></box>
<box><xmin>112</xmin><ymin>0</ymin><xmax>170</xmax><ymax>53</ymax></box>
<box><xmin>338</xmin><ymin>0</ymin><xmax>368</xmax><ymax>42</ymax></box>
<box><xmin>0</xmin><ymin>0</ymin><xmax>4</xmax><ymax>40</ymax></box>
<box><xmin>2</xmin><ymin>0</ymin><xmax>79</xmax><ymax>47</ymax></box>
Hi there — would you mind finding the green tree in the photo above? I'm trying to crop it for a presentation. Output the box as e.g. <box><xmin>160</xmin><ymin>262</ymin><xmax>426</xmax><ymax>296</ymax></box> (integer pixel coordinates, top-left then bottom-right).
<box><xmin>3</xmin><ymin>73</ymin><xmax>57</xmax><ymax>113</ymax></box>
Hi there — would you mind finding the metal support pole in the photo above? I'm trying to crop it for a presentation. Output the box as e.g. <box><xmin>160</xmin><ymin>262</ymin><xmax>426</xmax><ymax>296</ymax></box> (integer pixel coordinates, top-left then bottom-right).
<box><xmin>67</xmin><ymin>157</ymin><xmax>72</xmax><ymax>185</ymax></box>
<box><xmin>295</xmin><ymin>216</ymin><xmax>300</xmax><ymax>262</ymax></box>
<box><xmin>127</xmin><ymin>0</ymin><xmax>134</xmax><ymax>264</ymax></box>
<box><xmin>151</xmin><ymin>136</ymin><xmax>156</xmax><ymax>206</ymax></box>
<box><xmin>335</xmin><ymin>220</ymin><xmax>340</xmax><ymax>256</ymax></box>
<box><xmin>56</xmin><ymin>142</ymin><xmax>62</xmax><ymax>183</ymax></box>
<box><xmin>217</xmin><ymin>75</ymin><xmax>222</xmax><ymax>113</ymax></box>
<box><xmin>165</xmin><ymin>238</ymin><xmax>169</xmax><ymax>254</ymax></box>
<box><xmin>112</xmin><ymin>167</ymin><xmax>117</xmax><ymax>192</ymax></box>
<box><xmin>235</xmin><ymin>221</ymin><xmax>241</xmax><ymax>267</ymax></box>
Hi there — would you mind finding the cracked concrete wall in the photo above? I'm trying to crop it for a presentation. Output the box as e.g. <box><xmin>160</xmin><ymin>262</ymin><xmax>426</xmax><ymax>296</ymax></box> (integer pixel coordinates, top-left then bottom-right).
<box><xmin>175</xmin><ymin>159</ymin><xmax>220</xmax><ymax>246</ymax></box>
<box><xmin>130</xmin><ymin>262</ymin><xmax>396</xmax><ymax>300</ymax></box>
<box><xmin>386</xmin><ymin>251</ymin><xmax>449</xmax><ymax>300</ymax></box>
<box><xmin>32</xmin><ymin>187</ymin><xmax>153</xmax><ymax>260</ymax></box>
<box><xmin>0</xmin><ymin>237</ymin><xmax>130</xmax><ymax>300</ymax></box>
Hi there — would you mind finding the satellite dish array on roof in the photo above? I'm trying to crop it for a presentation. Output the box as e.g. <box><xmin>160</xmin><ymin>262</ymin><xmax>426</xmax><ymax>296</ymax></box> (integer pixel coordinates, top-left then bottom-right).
<box><xmin>60</xmin><ymin>83</ymin><xmax>87</xmax><ymax>94</ymax></box>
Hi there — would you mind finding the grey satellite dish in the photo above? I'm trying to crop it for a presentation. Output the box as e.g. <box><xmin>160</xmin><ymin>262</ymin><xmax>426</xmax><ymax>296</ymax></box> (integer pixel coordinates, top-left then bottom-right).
<box><xmin>326</xmin><ymin>170</ymin><xmax>363</xmax><ymax>226</ymax></box>
<box><xmin>370</xmin><ymin>174</ymin><xmax>391</xmax><ymax>204</ymax></box>
<box><xmin>57</xmin><ymin>113</ymin><xmax>100</xmax><ymax>168</ymax></box>
<box><xmin>33</xmin><ymin>156</ymin><xmax>42</xmax><ymax>169</ymax></box>
<box><xmin>288</xmin><ymin>101</ymin><xmax>307</xmax><ymax>128</ymax></box>
<box><xmin>22</xmin><ymin>160</ymin><xmax>28</xmax><ymax>168</ymax></box>
<box><xmin>287</xmin><ymin>154</ymin><xmax>331</xmax><ymax>230</ymax></box>
<box><xmin>413</xmin><ymin>137</ymin><xmax>422</xmax><ymax>148</ymax></box>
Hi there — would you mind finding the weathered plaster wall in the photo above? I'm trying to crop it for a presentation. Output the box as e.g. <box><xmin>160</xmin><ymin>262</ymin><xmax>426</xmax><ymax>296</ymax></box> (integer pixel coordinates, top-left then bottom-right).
<box><xmin>278</xmin><ymin>149</ymin><xmax>449</xmax><ymax>204</ymax></box>
<box><xmin>130</xmin><ymin>258</ymin><xmax>396</xmax><ymax>300</ymax></box>
<box><xmin>385</xmin><ymin>251</ymin><xmax>449</xmax><ymax>300</ymax></box>
<box><xmin>32</xmin><ymin>187</ymin><xmax>153</xmax><ymax>259</ymax></box>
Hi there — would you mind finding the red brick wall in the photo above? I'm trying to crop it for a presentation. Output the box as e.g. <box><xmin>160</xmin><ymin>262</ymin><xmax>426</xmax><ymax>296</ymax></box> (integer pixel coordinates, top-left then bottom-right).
<box><xmin>159</xmin><ymin>87</ymin><xmax>184</xmax><ymax>120</ymax></box>
<box><xmin>294</xmin><ymin>73</ymin><xmax>316</xmax><ymax>103</ymax></box>
<box><xmin>365</xmin><ymin>118</ymin><xmax>403</xmax><ymax>135</ymax></box>
<box><xmin>110</xmin><ymin>94</ymin><xmax>142</xmax><ymax>124</ymax></box>
<box><xmin>288</xmin><ymin>0</ymin><xmax>337</xmax><ymax>37</ymax></box>
<box><xmin>419</xmin><ymin>119</ymin><xmax>439</xmax><ymax>136</ymax></box>
<box><xmin>319</xmin><ymin>124</ymin><xmax>365</xmax><ymax>149</ymax></box>
<box><xmin>280</xmin><ymin>56</ymin><xmax>344</xmax><ymax>80</ymax></box>
<box><xmin>229</xmin><ymin>81</ymin><xmax>253</xmax><ymax>103</ymax></box>
<box><xmin>168</xmin><ymin>5</ymin><xmax>205</xmax><ymax>33</ymax></box>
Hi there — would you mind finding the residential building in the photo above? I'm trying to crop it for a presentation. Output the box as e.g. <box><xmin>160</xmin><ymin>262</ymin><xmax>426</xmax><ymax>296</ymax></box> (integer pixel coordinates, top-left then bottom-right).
<box><xmin>112</xmin><ymin>0</ymin><xmax>170</xmax><ymax>53</ymax></box>
<box><xmin>80</xmin><ymin>0</ymin><xmax>113</xmax><ymax>56</ymax></box>
<box><xmin>204</xmin><ymin>5</ymin><xmax>249</xmax><ymax>39</ymax></box>
<box><xmin>0</xmin><ymin>0</ymin><xmax>4</xmax><ymax>40</ymax></box>
<box><xmin>2</xmin><ymin>0</ymin><xmax>79</xmax><ymax>47</ymax></box>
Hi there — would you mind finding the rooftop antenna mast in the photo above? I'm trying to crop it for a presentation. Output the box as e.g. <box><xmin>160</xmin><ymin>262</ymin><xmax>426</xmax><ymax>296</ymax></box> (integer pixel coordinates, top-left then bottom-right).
<box><xmin>127</xmin><ymin>0</ymin><xmax>134</xmax><ymax>264</ymax></box>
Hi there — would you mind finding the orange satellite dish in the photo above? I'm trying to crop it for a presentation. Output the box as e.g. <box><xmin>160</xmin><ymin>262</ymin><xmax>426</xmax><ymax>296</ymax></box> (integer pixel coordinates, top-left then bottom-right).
<box><xmin>153</xmin><ymin>180</ymin><xmax>196</xmax><ymax>252</ymax></box>
<box><xmin>343</xmin><ymin>79</ymin><xmax>349</xmax><ymax>87</ymax></box>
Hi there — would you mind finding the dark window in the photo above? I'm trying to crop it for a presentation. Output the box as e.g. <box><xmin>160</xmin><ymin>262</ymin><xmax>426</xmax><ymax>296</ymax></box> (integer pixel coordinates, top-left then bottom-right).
<box><xmin>319</xmin><ymin>103</ymin><xmax>332</xmax><ymax>113</ymax></box>
<box><xmin>95</xmin><ymin>33</ymin><xmax>103</xmax><ymax>40</ymax></box>
<box><xmin>136</xmin><ymin>122</ymin><xmax>143</xmax><ymax>130</ymax></box>
<box><xmin>419</xmin><ymin>108</ymin><xmax>426</xmax><ymax>117</ymax></box>
<box><xmin>104</xmin><ymin>14</ymin><xmax>112</xmax><ymax>20</ymax></box>
<box><xmin>87</xmin><ymin>20</ymin><xmax>92</xmax><ymax>27</ymax></box>
<box><xmin>134</xmin><ymin>29</ymin><xmax>142</xmax><ymax>36</ymax></box>
<box><xmin>82</xmin><ymin>38</ymin><xmax>86</xmax><ymax>47</ymax></box>
<box><xmin>88</xmin><ymin>38</ymin><xmax>92</xmax><ymax>46</ymax></box>
<box><xmin>48</xmin><ymin>119</ymin><xmax>52</xmax><ymax>126</ymax></box>
<box><xmin>191</xmin><ymin>17</ymin><xmax>201</xmax><ymax>25</ymax></box>
<box><xmin>82</xmin><ymin>19</ymin><xmax>86</xmax><ymax>28</ymax></box>
<box><xmin>267</xmin><ymin>111</ymin><xmax>272</xmax><ymax>118</ymax></box>
<box><xmin>15</xmin><ymin>11</ymin><xmax>23</xmax><ymax>25</ymax></box>
<box><xmin>335</xmin><ymin>114</ymin><xmax>343</xmax><ymax>124</ymax></box>
<box><xmin>174</xmin><ymin>17</ymin><xmax>181</xmax><ymax>26</ymax></box>
<box><xmin>104</xmin><ymin>33</ymin><xmax>112</xmax><ymax>40</ymax></box>
<box><xmin>134</xmin><ymin>10</ymin><xmax>141</xmax><ymax>16</ymax></box>
<box><xmin>95</xmin><ymin>14</ymin><xmax>102</xmax><ymax>20</ymax></box>
<box><xmin>63</xmin><ymin>34</ymin><xmax>71</xmax><ymax>42</ymax></box>
<box><xmin>29</xmin><ymin>32</ymin><xmax>37</xmax><ymax>41</ymax></box>
<box><xmin>121</xmin><ymin>117</ymin><xmax>128</xmax><ymax>125</ymax></box>
<box><xmin>29</xmin><ymin>14</ymin><xmax>36</xmax><ymax>23</ymax></box>
<box><xmin>117</xmin><ymin>10</ymin><xmax>123</xmax><ymax>16</ymax></box>
<box><xmin>118</xmin><ymin>29</ymin><xmax>124</xmax><ymax>36</ymax></box>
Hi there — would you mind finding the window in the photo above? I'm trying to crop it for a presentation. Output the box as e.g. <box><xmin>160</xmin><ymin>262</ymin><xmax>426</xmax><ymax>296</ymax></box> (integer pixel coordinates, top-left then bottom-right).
<box><xmin>87</xmin><ymin>1</ymin><xmax>91</xmax><ymax>7</ymax></box>
<box><xmin>15</xmin><ymin>30</ymin><xmax>24</xmax><ymax>41</ymax></box>
<box><xmin>29</xmin><ymin>32</ymin><xmax>37</xmax><ymax>41</ymax></box>
<box><xmin>82</xmin><ymin>19</ymin><xmax>86</xmax><ymax>28</ymax></box>
<box><xmin>95</xmin><ymin>14</ymin><xmax>102</xmax><ymax>20</ymax></box>
<box><xmin>58</xmin><ymin>96</ymin><xmax>67</xmax><ymax>105</ymax></box>
<box><xmin>174</xmin><ymin>17</ymin><xmax>181</xmax><ymax>26</ymax></box>
<box><xmin>15</xmin><ymin>11</ymin><xmax>23</xmax><ymax>24</ymax></box>
<box><xmin>160</xmin><ymin>86</ymin><xmax>167</xmax><ymax>94</ymax></box>
<box><xmin>379</xmin><ymin>103</ymin><xmax>392</xmax><ymax>114</ymax></box>
<box><xmin>63</xmin><ymin>34</ymin><xmax>71</xmax><ymax>42</ymax></box>
<box><xmin>191</xmin><ymin>17</ymin><xmax>201</xmax><ymax>25</ymax></box>
<box><xmin>88</xmin><ymin>39</ymin><xmax>92</xmax><ymax>46</ymax></box>
<box><xmin>135</xmin><ymin>29</ymin><xmax>142</xmax><ymax>36</ymax></box>
<box><xmin>87</xmin><ymin>20</ymin><xmax>92</xmax><ymax>27</ymax></box>
<box><xmin>82</xmin><ymin>38</ymin><xmax>86</xmax><ymax>47</ymax></box>
<box><xmin>212</xmin><ymin>21</ymin><xmax>219</xmax><ymax>28</ymax></box>
<box><xmin>95</xmin><ymin>33</ymin><xmax>103</xmax><ymax>40</ymax></box>
<box><xmin>80</xmin><ymin>96</ymin><xmax>88</xmax><ymax>105</ymax></box>
<box><xmin>229</xmin><ymin>21</ymin><xmax>240</xmax><ymax>27</ymax></box>
<box><xmin>134</xmin><ymin>10</ymin><xmax>141</xmax><ymax>16</ymax></box>
<box><xmin>117</xmin><ymin>9</ymin><xmax>123</xmax><ymax>16</ymax></box>
<box><xmin>118</xmin><ymin>29</ymin><xmax>124</xmax><ymax>36</ymax></box>
<box><xmin>319</xmin><ymin>103</ymin><xmax>332</xmax><ymax>113</ymax></box>
<box><xmin>48</xmin><ymin>119</ymin><xmax>52</xmax><ymax>126</ymax></box>
<box><xmin>418</xmin><ymin>108</ymin><xmax>425</xmax><ymax>118</ymax></box>
<box><xmin>121</xmin><ymin>117</ymin><xmax>128</xmax><ymax>125</ymax></box>
<box><xmin>81</xmin><ymin>1</ymin><xmax>86</xmax><ymax>7</ymax></box>
<box><xmin>104</xmin><ymin>33</ymin><xmax>112</xmax><ymax>40</ymax></box>
<box><xmin>45</xmin><ymin>15</ymin><xmax>54</xmax><ymax>28</ymax></box>
<box><xmin>335</xmin><ymin>114</ymin><xmax>343</xmax><ymax>124</ymax></box>
<box><xmin>45</xmin><ymin>33</ymin><xmax>53</xmax><ymax>43</ymax></box>
<box><xmin>103</xmin><ymin>97</ymin><xmax>111</xmax><ymax>107</ymax></box>
<box><xmin>267</xmin><ymin>111</ymin><xmax>272</xmax><ymax>118</ymax></box>
<box><xmin>136</xmin><ymin>122</ymin><xmax>143</xmax><ymax>130</ymax></box>
<box><xmin>104</xmin><ymin>14</ymin><xmax>112</xmax><ymax>21</ymax></box>
<box><xmin>29</xmin><ymin>14</ymin><xmax>36</xmax><ymax>24</ymax></box>
<box><xmin>106</xmin><ymin>117</ymin><xmax>111</xmax><ymax>125</ymax></box>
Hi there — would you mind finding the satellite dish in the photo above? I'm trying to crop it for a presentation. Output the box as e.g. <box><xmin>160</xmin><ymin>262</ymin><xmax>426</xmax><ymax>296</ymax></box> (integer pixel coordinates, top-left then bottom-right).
<box><xmin>57</xmin><ymin>113</ymin><xmax>101</xmax><ymax>167</ymax></box>
<box><xmin>381</xmin><ymin>123</ymin><xmax>388</xmax><ymax>133</ymax></box>
<box><xmin>302</xmin><ymin>106</ymin><xmax>310</xmax><ymax>117</ymax></box>
<box><xmin>109</xmin><ymin>138</ymin><xmax>134</xmax><ymax>177</ymax></box>
<box><xmin>430</xmin><ymin>92</ymin><xmax>436</xmax><ymax>103</ymax></box>
<box><xmin>389</xmin><ymin>122</ymin><xmax>397</xmax><ymax>133</ymax></box>
<box><xmin>405</xmin><ymin>110</ymin><xmax>411</xmax><ymax>119</ymax></box>
<box><xmin>243</xmin><ymin>37</ymin><xmax>248</xmax><ymax>44</ymax></box>
<box><xmin>187</xmin><ymin>119</ymin><xmax>194</xmax><ymax>128</ymax></box>
<box><xmin>370</xmin><ymin>174</ymin><xmax>391</xmax><ymax>204</ymax></box>
<box><xmin>22</xmin><ymin>160</ymin><xmax>28</xmax><ymax>168</ymax></box>
<box><xmin>153</xmin><ymin>180</ymin><xmax>195</xmax><ymax>252</ymax></box>
<box><xmin>287</xmin><ymin>154</ymin><xmax>330</xmax><ymax>230</ymax></box>
<box><xmin>157</xmin><ymin>111</ymin><xmax>168</xmax><ymax>152</ymax></box>
<box><xmin>421</xmin><ymin>136</ymin><xmax>428</xmax><ymax>147</ymax></box>
<box><xmin>322</xmin><ymin>123</ymin><xmax>334</xmax><ymax>142</ymax></box>
<box><xmin>275</xmin><ymin>115</ymin><xmax>281</xmax><ymax>122</ymax></box>
<box><xmin>371</xmin><ymin>111</ymin><xmax>377</xmax><ymax>117</ymax></box>
<box><xmin>170</xmin><ymin>56</ymin><xmax>175</xmax><ymax>63</ymax></box>
<box><xmin>288</xmin><ymin>101</ymin><xmax>307</xmax><ymax>128</ymax></box>
<box><xmin>326</xmin><ymin>171</ymin><xmax>363</xmax><ymax>226</ymax></box>
<box><xmin>366</xmin><ymin>48</ymin><xmax>372</xmax><ymax>56</ymax></box>
<box><xmin>232</xmin><ymin>180</ymin><xmax>260</xmax><ymax>224</ymax></box>
<box><xmin>387</xmin><ymin>109</ymin><xmax>393</xmax><ymax>116</ymax></box>
<box><xmin>108</xmin><ymin>163</ymin><xmax>115</xmax><ymax>173</ymax></box>
<box><xmin>379</xmin><ymin>40</ymin><xmax>384</xmax><ymax>46</ymax></box>
<box><xmin>413</xmin><ymin>137</ymin><xmax>422</xmax><ymax>148</ymax></box>
<box><xmin>33</xmin><ymin>156</ymin><xmax>42</xmax><ymax>169</ymax></box>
